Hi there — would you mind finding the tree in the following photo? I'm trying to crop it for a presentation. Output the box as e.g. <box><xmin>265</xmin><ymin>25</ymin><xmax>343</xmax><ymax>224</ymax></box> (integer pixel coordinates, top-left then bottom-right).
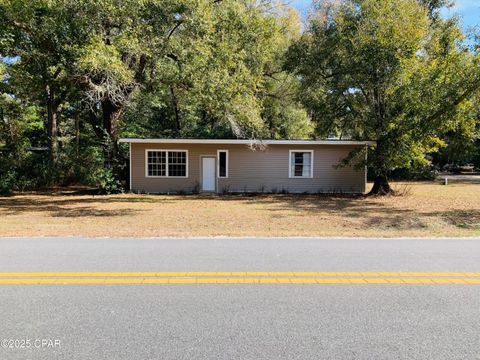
<box><xmin>1</xmin><ymin>0</ymin><xmax>315</xmax><ymax>190</ymax></box>
<box><xmin>65</xmin><ymin>0</ymin><xmax>305</xmax><ymax>162</ymax></box>
<box><xmin>0</xmin><ymin>63</ymin><xmax>42</xmax><ymax>150</ymax></box>
<box><xmin>62</xmin><ymin>0</ymin><xmax>189</xmax><ymax>165</ymax></box>
<box><xmin>418</xmin><ymin>0</ymin><xmax>452</xmax><ymax>19</ymax></box>
<box><xmin>0</xmin><ymin>0</ymin><xmax>77</xmax><ymax>166</ymax></box>
<box><xmin>433</xmin><ymin>100</ymin><xmax>480</xmax><ymax>169</ymax></box>
<box><xmin>260</xmin><ymin>6</ymin><xmax>314</xmax><ymax>139</ymax></box>
<box><xmin>0</xmin><ymin>61</ymin><xmax>47</xmax><ymax>193</ymax></box>
<box><xmin>286</xmin><ymin>0</ymin><xmax>480</xmax><ymax>194</ymax></box>
<box><xmin>122</xmin><ymin>1</ymin><xmax>313</xmax><ymax>140</ymax></box>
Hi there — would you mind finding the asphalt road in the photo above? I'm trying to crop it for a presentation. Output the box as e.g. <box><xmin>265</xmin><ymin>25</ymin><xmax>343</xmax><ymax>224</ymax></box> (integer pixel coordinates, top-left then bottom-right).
<box><xmin>0</xmin><ymin>237</ymin><xmax>479</xmax><ymax>360</ymax></box>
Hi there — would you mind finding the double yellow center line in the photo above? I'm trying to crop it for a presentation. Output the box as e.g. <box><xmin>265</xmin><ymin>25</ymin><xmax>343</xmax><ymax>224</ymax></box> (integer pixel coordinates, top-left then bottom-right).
<box><xmin>0</xmin><ymin>272</ymin><xmax>479</xmax><ymax>285</ymax></box>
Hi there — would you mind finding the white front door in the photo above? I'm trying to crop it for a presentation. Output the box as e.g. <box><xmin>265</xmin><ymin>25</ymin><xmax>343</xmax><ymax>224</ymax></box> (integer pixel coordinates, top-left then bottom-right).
<box><xmin>202</xmin><ymin>157</ymin><xmax>216</xmax><ymax>192</ymax></box>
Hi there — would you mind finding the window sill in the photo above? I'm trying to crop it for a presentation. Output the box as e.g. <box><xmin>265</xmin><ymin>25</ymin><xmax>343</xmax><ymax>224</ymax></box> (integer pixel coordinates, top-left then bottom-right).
<box><xmin>146</xmin><ymin>176</ymin><xmax>189</xmax><ymax>179</ymax></box>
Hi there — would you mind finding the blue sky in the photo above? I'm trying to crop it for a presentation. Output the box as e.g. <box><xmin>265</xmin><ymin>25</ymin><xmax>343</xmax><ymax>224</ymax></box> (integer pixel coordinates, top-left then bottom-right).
<box><xmin>291</xmin><ymin>0</ymin><xmax>480</xmax><ymax>32</ymax></box>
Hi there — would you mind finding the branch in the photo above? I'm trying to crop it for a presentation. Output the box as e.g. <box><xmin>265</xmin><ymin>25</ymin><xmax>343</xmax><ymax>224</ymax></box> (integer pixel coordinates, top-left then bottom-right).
<box><xmin>426</xmin><ymin>80</ymin><xmax>480</xmax><ymax>124</ymax></box>
<box><xmin>166</xmin><ymin>53</ymin><xmax>182</xmax><ymax>71</ymax></box>
<box><xmin>167</xmin><ymin>20</ymin><xmax>183</xmax><ymax>41</ymax></box>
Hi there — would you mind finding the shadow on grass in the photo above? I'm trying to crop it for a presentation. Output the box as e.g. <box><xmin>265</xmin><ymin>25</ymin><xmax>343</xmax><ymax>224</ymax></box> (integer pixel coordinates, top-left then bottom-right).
<box><xmin>0</xmin><ymin>196</ymin><xmax>151</xmax><ymax>217</ymax></box>
<box><xmin>243</xmin><ymin>195</ymin><xmax>431</xmax><ymax>230</ymax></box>
<box><xmin>0</xmin><ymin>193</ymin><xmax>390</xmax><ymax>220</ymax></box>
<box><xmin>209</xmin><ymin>194</ymin><xmax>480</xmax><ymax>231</ymax></box>
<box><xmin>1</xmin><ymin>192</ymin><xmax>479</xmax><ymax>232</ymax></box>
<box><xmin>427</xmin><ymin>210</ymin><xmax>480</xmax><ymax>230</ymax></box>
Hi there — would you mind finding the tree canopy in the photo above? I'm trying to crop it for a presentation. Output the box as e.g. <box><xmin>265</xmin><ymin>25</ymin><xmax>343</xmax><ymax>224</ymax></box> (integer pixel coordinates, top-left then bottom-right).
<box><xmin>0</xmin><ymin>0</ymin><xmax>479</xmax><ymax>194</ymax></box>
<box><xmin>285</xmin><ymin>0</ymin><xmax>480</xmax><ymax>193</ymax></box>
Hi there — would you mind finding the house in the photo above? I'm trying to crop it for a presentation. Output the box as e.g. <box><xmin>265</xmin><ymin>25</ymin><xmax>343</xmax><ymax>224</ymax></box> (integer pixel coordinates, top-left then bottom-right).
<box><xmin>119</xmin><ymin>139</ymin><xmax>375</xmax><ymax>194</ymax></box>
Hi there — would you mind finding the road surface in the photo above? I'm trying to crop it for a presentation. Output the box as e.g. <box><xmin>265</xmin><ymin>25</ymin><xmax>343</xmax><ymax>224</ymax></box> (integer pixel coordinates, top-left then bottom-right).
<box><xmin>0</xmin><ymin>237</ymin><xmax>479</xmax><ymax>360</ymax></box>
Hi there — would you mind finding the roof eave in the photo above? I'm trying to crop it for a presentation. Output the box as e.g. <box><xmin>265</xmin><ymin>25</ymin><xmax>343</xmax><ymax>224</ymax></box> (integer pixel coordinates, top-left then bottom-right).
<box><xmin>119</xmin><ymin>138</ymin><xmax>376</xmax><ymax>146</ymax></box>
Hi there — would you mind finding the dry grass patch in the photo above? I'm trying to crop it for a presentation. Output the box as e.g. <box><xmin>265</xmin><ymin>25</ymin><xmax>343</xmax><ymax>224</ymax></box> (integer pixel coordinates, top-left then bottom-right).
<box><xmin>0</xmin><ymin>182</ymin><xmax>479</xmax><ymax>237</ymax></box>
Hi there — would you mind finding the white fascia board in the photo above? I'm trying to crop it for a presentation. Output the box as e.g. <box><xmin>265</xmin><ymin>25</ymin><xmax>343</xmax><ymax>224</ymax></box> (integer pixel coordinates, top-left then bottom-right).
<box><xmin>120</xmin><ymin>139</ymin><xmax>376</xmax><ymax>146</ymax></box>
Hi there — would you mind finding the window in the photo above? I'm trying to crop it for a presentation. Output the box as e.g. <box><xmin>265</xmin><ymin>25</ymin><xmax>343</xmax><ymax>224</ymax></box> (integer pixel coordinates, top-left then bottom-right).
<box><xmin>168</xmin><ymin>151</ymin><xmax>187</xmax><ymax>177</ymax></box>
<box><xmin>217</xmin><ymin>150</ymin><xmax>228</xmax><ymax>178</ymax></box>
<box><xmin>147</xmin><ymin>151</ymin><xmax>166</xmax><ymax>177</ymax></box>
<box><xmin>146</xmin><ymin>150</ymin><xmax>188</xmax><ymax>177</ymax></box>
<box><xmin>289</xmin><ymin>150</ymin><xmax>313</xmax><ymax>178</ymax></box>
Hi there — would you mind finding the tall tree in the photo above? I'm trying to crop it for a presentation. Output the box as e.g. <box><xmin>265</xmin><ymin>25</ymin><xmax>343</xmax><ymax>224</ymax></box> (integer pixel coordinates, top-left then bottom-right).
<box><xmin>0</xmin><ymin>0</ymin><xmax>77</xmax><ymax>166</ymax></box>
<box><xmin>260</xmin><ymin>6</ymin><xmax>314</xmax><ymax>139</ymax></box>
<box><xmin>121</xmin><ymin>1</ymin><xmax>313</xmax><ymax>140</ymax></box>
<box><xmin>65</xmin><ymin>0</ymin><xmax>300</xmax><ymax>161</ymax></box>
<box><xmin>64</xmin><ymin>0</ymin><xmax>189</xmax><ymax>165</ymax></box>
<box><xmin>286</xmin><ymin>0</ymin><xmax>480</xmax><ymax>194</ymax></box>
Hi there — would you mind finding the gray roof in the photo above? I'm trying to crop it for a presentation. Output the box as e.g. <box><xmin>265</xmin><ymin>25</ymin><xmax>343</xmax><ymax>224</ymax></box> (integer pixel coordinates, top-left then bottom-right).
<box><xmin>119</xmin><ymin>139</ymin><xmax>375</xmax><ymax>146</ymax></box>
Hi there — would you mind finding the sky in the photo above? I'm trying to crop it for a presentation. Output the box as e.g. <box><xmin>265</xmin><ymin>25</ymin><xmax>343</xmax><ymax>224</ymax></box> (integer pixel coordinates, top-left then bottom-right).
<box><xmin>291</xmin><ymin>0</ymin><xmax>480</xmax><ymax>32</ymax></box>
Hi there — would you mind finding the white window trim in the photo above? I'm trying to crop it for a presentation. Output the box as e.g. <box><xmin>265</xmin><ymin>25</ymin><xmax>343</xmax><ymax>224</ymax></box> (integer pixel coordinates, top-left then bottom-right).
<box><xmin>217</xmin><ymin>149</ymin><xmax>229</xmax><ymax>178</ymax></box>
<box><xmin>145</xmin><ymin>149</ymin><xmax>189</xmax><ymax>178</ymax></box>
<box><xmin>289</xmin><ymin>150</ymin><xmax>314</xmax><ymax>179</ymax></box>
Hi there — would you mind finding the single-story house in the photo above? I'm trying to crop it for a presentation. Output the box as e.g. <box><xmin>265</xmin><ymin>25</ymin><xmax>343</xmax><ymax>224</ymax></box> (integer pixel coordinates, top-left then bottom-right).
<box><xmin>119</xmin><ymin>139</ymin><xmax>375</xmax><ymax>194</ymax></box>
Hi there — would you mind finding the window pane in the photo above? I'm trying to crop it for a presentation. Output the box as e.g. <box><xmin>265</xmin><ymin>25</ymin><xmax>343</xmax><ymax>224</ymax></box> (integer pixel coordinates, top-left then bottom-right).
<box><xmin>302</xmin><ymin>165</ymin><xmax>311</xmax><ymax>177</ymax></box>
<box><xmin>169</xmin><ymin>164</ymin><xmax>186</xmax><ymax>177</ymax></box>
<box><xmin>147</xmin><ymin>151</ymin><xmax>166</xmax><ymax>176</ymax></box>
<box><xmin>219</xmin><ymin>152</ymin><xmax>227</xmax><ymax>177</ymax></box>
<box><xmin>294</xmin><ymin>165</ymin><xmax>303</xmax><ymax>177</ymax></box>
<box><xmin>295</xmin><ymin>152</ymin><xmax>303</xmax><ymax>165</ymax></box>
<box><xmin>167</xmin><ymin>151</ymin><xmax>187</xmax><ymax>177</ymax></box>
<box><xmin>291</xmin><ymin>151</ymin><xmax>312</xmax><ymax>177</ymax></box>
<box><xmin>303</xmin><ymin>153</ymin><xmax>311</xmax><ymax>166</ymax></box>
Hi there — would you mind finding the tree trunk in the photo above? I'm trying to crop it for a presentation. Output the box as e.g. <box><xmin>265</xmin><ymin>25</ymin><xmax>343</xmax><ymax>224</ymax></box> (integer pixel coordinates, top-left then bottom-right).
<box><xmin>46</xmin><ymin>85</ymin><xmax>59</xmax><ymax>166</ymax></box>
<box><xmin>75</xmin><ymin>109</ymin><xmax>80</xmax><ymax>161</ymax></box>
<box><xmin>369</xmin><ymin>137</ymin><xmax>393</xmax><ymax>195</ymax></box>
<box><xmin>170</xmin><ymin>86</ymin><xmax>181</xmax><ymax>134</ymax></box>
<box><xmin>101</xmin><ymin>99</ymin><xmax>123</xmax><ymax>166</ymax></box>
<box><xmin>370</xmin><ymin>174</ymin><xmax>392</xmax><ymax>195</ymax></box>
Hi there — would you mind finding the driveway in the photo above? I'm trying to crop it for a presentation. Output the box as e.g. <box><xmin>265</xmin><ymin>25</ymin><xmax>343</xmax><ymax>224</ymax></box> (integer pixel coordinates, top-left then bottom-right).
<box><xmin>439</xmin><ymin>173</ymin><xmax>480</xmax><ymax>183</ymax></box>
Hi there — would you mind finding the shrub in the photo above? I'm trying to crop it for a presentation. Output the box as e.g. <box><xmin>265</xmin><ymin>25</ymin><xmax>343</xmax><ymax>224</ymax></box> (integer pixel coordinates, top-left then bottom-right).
<box><xmin>192</xmin><ymin>182</ymin><xmax>201</xmax><ymax>194</ymax></box>
<box><xmin>0</xmin><ymin>170</ymin><xmax>16</xmax><ymax>195</ymax></box>
<box><xmin>91</xmin><ymin>167</ymin><xmax>123</xmax><ymax>195</ymax></box>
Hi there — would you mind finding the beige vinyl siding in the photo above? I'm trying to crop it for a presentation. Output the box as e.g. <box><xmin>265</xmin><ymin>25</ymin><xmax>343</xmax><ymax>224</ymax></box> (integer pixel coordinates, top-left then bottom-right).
<box><xmin>130</xmin><ymin>143</ymin><xmax>366</xmax><ymax>194</ymax></box>
<box><xmin>131</xmin><ymin>143</ymin><xmax>212</xmax><ymax>193</ymax></box>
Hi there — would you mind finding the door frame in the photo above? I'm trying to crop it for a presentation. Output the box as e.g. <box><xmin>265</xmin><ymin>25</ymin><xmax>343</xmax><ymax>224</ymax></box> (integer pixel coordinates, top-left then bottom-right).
<box><xmin>200</xmin><ymin>155</ymin><xmax>217</xmax><ymax>193</ymax></box>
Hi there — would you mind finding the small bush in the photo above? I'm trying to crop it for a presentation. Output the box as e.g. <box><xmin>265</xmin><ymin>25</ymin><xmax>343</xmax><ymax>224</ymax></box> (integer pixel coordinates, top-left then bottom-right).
<box><xmin>0</xmin><ymin>170</ymin><xmax>16</xmax><ymax>195</ymax></box>
<box><xmin>192</xmin><ymin>182</ymin><xmax>200</xmax><ymax>194</ymax></box>
<box><xmin>391</xmin><ymin>183</ymin><xmax>413</xmax><ymax>197</ymax></box>
<box><xmin>91</xmin><ymin>167</ymin><xmax>123</xmax><ymax>195</ymax></box>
